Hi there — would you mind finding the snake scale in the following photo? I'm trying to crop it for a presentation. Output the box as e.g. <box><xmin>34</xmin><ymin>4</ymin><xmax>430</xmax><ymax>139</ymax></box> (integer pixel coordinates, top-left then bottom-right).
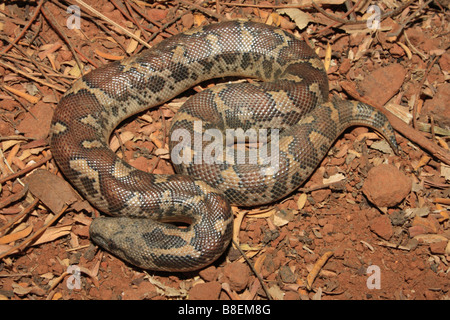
<box><xmin>50</xmin><ymin>21</ymin><xmax>398</xmax><ymax>272</ymax></box>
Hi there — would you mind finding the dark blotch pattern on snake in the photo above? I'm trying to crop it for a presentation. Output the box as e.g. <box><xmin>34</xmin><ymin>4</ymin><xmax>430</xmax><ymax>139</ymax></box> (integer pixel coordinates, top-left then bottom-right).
<box><xmin>50</xmin><ymin>21</ymin><xmax>398</xmax><ymax>271</ymax></box>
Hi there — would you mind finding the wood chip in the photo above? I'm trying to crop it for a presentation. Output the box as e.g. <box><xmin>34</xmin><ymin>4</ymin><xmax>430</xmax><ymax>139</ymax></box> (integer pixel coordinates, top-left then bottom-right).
<box><xmin>306</xmin><ymin>251</ymin><xmax>334</xmax><ymax>290</ymax></box>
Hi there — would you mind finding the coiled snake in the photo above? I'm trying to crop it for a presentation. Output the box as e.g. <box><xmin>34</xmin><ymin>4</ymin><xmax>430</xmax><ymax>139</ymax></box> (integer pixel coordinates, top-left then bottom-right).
<box><xmin>50</xmin><ymin>21</ymin><xmax>398</xmax><ymax>271</ymax></box>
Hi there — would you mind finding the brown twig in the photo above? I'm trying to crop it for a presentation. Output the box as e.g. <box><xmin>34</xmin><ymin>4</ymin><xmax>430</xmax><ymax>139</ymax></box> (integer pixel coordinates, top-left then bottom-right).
<box><xmin>0</xmin><ymin>203</ymin><xmax>69</xmax><ymax>260</ymax></box>
<box><xmin>231</xmin><ymin>239</ymin><xmax>272</xmax><ymax>300</ymax></box>
<box><xmin>49</xmin><ymin>0</ymin><xmax>127</xmax><ymax>54</ymax></box>
<box><xmin>143</xmin><ymin>9</ymin><xmax>184</xmax><ymax>45</ymax></box>
<box><xmin>40</xmin><ymin>5</ymin><xmax>85</xmax><ymax>75</ymax></box>
<box><xmin>0</xmin><ymin>60</ymin><xmax>66</xmax><ymax>92</ymax></box>
<box><xmin>114</xmin><ymin>131</ymin><xmax>127</xmax><ymax>161</ymax></box>
<box><xmin>0</xmin><ymin>197</ymin><xmax>39</xmax><ymax>236</ymax></box>
<box><xmin>114</xmin><ymin>0</ymin><xmax>151</xmax><ymax>43</ymax></box>
<box><xmin>176</xmin><ymin>0</ymin><xmax>227</xmax><ymax>21</ymax></box>
<box><xmin>0</xmin><ymin>184</ymin><xmax>28</xmax><ymax>210</ymax></box>
<box><xmin>298</xmin><ymin>179</ymin><xmax>346</xmax><ymax>193</ymax></box>
<box><xmin>73</xmin><ymin>47</ymin><xmax>99</xmax><ymax>69</ymax></box>
<box><xmin>147</xmin><ymin>157</ymin><xmax>161</xmax><ymax>174</ymax></box>
<box><xmin>344</xmin><ymin>0</ymin><xmax>357</xmax><ymax>21</ymax></box>
<box><xmin>159</xmin><ymin>108</ymin><xmax>167</xmax><ymax>146</ymax></box>
<box><xmin>0</xmin><ymin>84</ymin><xmax>36</xmax><ymax>119</ymax></box>
<box><xmin>1</xmin><ymin>0</ymin><xmax>45</xmax><ymax>54</ymax></box>
<box><xmin>125</xmin><ymin>0</ymin><xmax>177</xmax><ymax>36</ymax></box>
<box><xmin>0</xmin><ymin>39</ymin><xmax>69</xmax><ymax>79</ymax></box>
<box><xmin>72</xmin><ymin>0</ymin><xmax>151</xmax><ymax>49</ymax></box>
<box><xmin>312</xmin><ymin>0</ymin><xmax>417</xmax><ymax>25</ymax></box>
<box><xmin>315</xmin><ymin>0</ymin><xmax>364</xmax><ymax>34</ymax></box>
<box><xmin>0</xmin><ymin>154</ymin><xmax>53</xmax><ymax>185</ymax></box>
<box><xmin>0</xmin><ymin>34</ymin><xmax>64</xmax><ymax>97</ymax></box>
<box><xmin>412</xmin><ymin>55</ymin><xmax>439</xmax><ymax>129</ymax></box>
<box><xmin>221</xmin><ymin>2</ymin><xmax>311</xmax><ymax>9</ymax></box>
<box><xmin>28</xmin><ymin>15</ymin><xmax>43</xmax><ymax>46</ymax></box>
<box><xmin>430</xmin><ymin>116</ymin><xmax>436</xmax><ymax>144</ymax></box>
<box><xmin>387</xmin><ymin>0</ymin><xmax>434</xmax><ymax>38</ymax></box>
<box><xmin>0</xmin><ymin>136</ymin><xmax>35</xmax><ymax>142</ymax></box>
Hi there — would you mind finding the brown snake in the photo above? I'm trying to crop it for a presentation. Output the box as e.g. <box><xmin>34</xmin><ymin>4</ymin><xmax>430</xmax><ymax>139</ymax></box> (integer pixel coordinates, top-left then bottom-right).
<box><xmin>50</xmin><ymin>21</ymin><xmax>398</xmax><ymax>272</ymax></box>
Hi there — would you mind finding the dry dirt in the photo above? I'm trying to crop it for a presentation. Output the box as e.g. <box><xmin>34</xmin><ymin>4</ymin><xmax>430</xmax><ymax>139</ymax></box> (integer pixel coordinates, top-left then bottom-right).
<box><xmin>0</xmin><ymin>0</ymin><xmax>449</xmax><ymax>301</ymax></box>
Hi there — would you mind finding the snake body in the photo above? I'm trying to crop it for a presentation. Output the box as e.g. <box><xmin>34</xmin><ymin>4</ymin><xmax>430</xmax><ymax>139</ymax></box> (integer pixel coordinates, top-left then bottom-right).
<box><xmin>50</xmin><ymin>21</ymin><xmax>398</xmax><ymax>271</ymax></box>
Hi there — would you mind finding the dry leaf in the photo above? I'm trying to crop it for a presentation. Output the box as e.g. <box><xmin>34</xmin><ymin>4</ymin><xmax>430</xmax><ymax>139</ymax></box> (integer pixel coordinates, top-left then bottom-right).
<box><xmin>69</xmin><ymin>63</ymin><xmax>82</xmax><ymax>77</ymax></box>
<box><xmin>147</xmin><ymin>275</ymin><xmax>187</xmax><ymax>297</ymax></box>
<box><xmin>277</xmin><ymin>8</ymin><xmax>311</xmax><ymax>30</ymax></box>
<box><xmin>12</xmin><ymin>282</ymin><xmax>32</xmax><ymax>296</ymax></box>
<box><xmin>40</xmin><ymin>272</ymin><xmax>55</xmax><ymax>280</ymax></box>
<box><xmin>6</xmin><ymin>143</ymin><xmax>20</xmax><ymax>164</ymax></box>
<box><xmin>0</xmin><ymin>244</ymin><xmax>17</xmax><ymax>256</ymax></box>
<box><xmin>149</xmin><ymin>133</ymin><xmax>164</xmax><ymax>148</ymax></box>
<box><xmin>24</xmin><ymin>169</ymin><xmax>80</xmax><ymax>214</ymax></box>
<box><xmin>38</xmin><ymin>42</ymin><xmax>62</xmax><ymax>60</ymax></box>
<box><xmin>355</xmin><ymin>132</ymin><xmax>380</xmax><ymax>142</ymax></box>
<box><xmin>1</xmin><ymin>140</ymin><xmax>23</xmax><ymax>152</ymax></box>
<box><xmin>312</xmin><ymin>287</ymin><xmax>323</xmax><ymax>300</ymax></box>
<box><xmin>32</xmin><ymin>225</ymin><xmax>72</xmax><ymax>246</ymax></box>
<box><xmin>405</xmin><ymin>207</ymin><xmax>430</xmax><ymax>218</ymax></box>
<box><xmin>47</xmin><ymin>52</ymin><xmax>58</xmax><ymax>71</ymax></box>
<box><xmin>413</xmin><ymin>234</ymin><xmax>448</xmax><ymax>244</ymax></box>
<box><xmin>273</xmin><ymin>210</ymin><xmax>294</xmax><ymax>227</ymax></box>
<box><xmin>154</xmin><ymin>148</ymin><xmax>170</xmax><ymax>157</ymax></box>
<box><xmin>384</xmin><ymin>103</ymin><xmax>413</xmax><ymax>124</ymax></box>
<box><xmin>246</xmin><ymin>208</ymin><xmax>276</xmax><ymax>219</ymax></box>
<box><xmin>292</xmin><ymin>0</ymin><xmax>346</xmax><ymax>6</ymax></box>
<box><xmin>3</xmin><ymin>85</ymin><xmax>40</xmax><ymax>104</ymax></box>
<box><xmin>306</xmin><ymin>251</ymin><xmax>334</xmax><ymax>290</ymax></box>
<box><xmin>315</xmin><ymin>0</ymin><xmax>346</xmax><ymax>4</ymax></box>
<box><xmin>110</xmin><ymin>131</ymin><xmax>135</xmax><ymax>152</ymax></box>
<box><xmin>297</xmin><ymin>193</ymin><xmax>307</xmax><ymax>210</ymax></box>
<box><xmin>140</xmin><ymin>114</ymin><xmax>154</xmax><ymax>123</ymax></box>
<box><xmin>370</xmin><ymin>140</ymin><xmax>393</xmax><ymax>154</ymax></box>
<box><xmin>354</xmin><ymin>36</ymin><xmax>373</xmax><ymax>61</ymax></box>
<box><xmin>397</xmin><ymin>42</ymin><xmax>412</xmax><ymax>59</ymax></box>
<box><xmin>0</xmin><ymin>225</ymin><xmax>32</xmax><ymax>244</ymax></box>
<box><xmin>436</xmin><ymin>136</ymin><xmax>449</xmax><ymax>149</ymax></box>
<box><xmin>334</xmin><ymin>144</ymin><xmax>348</xmax><ymax>158</ymax></box>
<box><xmin>95</xmin><ymin>49</ymin><xmax>125</xmax><ymax>61</ymax></box>
<box><xmin>133</xmin><ymin>0</ymin><xmax>150</xmax><ymax>7</ymax></box>
<box><xmin>52</xmin><ymin>292</ymin><xmax>63</xmax><ymax>300</ymax></box>
<box><xmin>18</xmin><ymin>147</ymin><xmax>45</xmax><ymax>161</ymax></box>
<box><xmin>253</xmin><ymin>254</ymin><xmax>266</xmax><ymax>274</ymax></box>
<box><xmin>239</xmin><ymin>243</ymin><xmax>264</xmax><ymax>252</ymax></box>
<box><xmin>193</xmin><ymin>14</ymin><xmax>206</xmax><ymax>27</ymax></box>
<box><xmin>415</xmin><ymin>155</ymin><xmax>431</xmax><ymax>170</ymax></box>
<box><xmin>324</xmin><ymin>42</ymin><xmax>332</xmax><ymax>71</ymax></box>
<box><xmin>72</xmin><ymin>212</ymin><xmax>92</xmax><ymax>226</ymax></box>
<box><xmin>267</xmin><ymin>284</ymin><xmax>284</xmax><ymax>300</ymax></box>
<box><xmin>323</xmin><ymin>173</ymin><xmax>346</xmax><ymax>185</ymax></box>
<box><xmin>233</xmin><ymin>207</ymin><xmax>246</xmax><ymax>245</ymax></box>
<box><xmin>126</xmin><ymin>30</ymin><xmax>141</xmax><ymax>54</ymax></box>
<box><xmin>437</xmin><ymin>209</ymin><xmax>449</xmax><ymax>223</ymax></box>
<box><xmin>440</xmin><ymin>164</ymin><xmax>450</xmax><ymax>181</ymax></box>
<box><xmin>411</xmin><ymin>215</ymin><xmax>439</xmax><ymax>233</ymax></box>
